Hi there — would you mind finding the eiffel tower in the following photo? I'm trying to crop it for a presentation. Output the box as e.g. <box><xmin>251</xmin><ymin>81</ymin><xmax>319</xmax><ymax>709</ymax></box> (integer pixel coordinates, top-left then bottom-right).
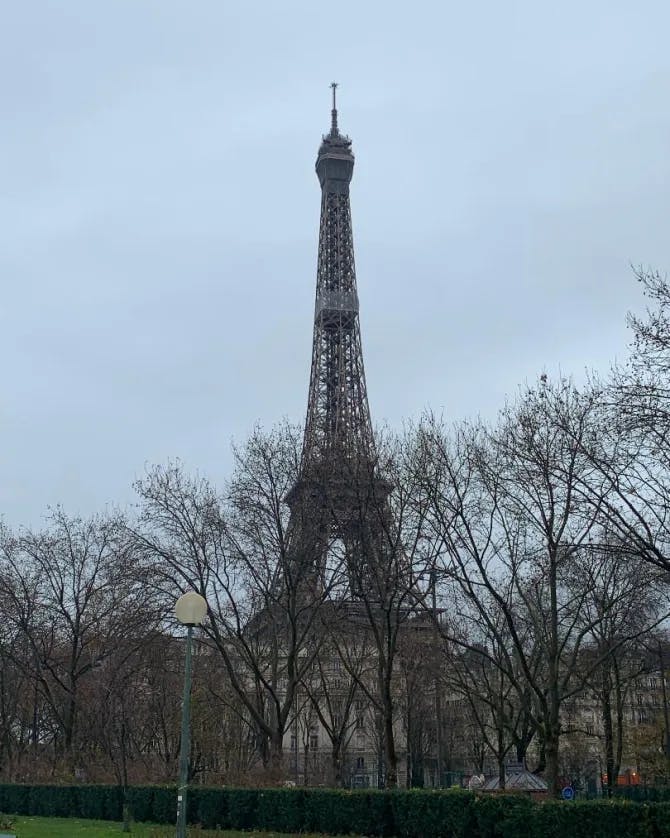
<box><xmin>286</xmin><ymin>85</ymin><xmax>390</xmax><ymax>597</ymax></box>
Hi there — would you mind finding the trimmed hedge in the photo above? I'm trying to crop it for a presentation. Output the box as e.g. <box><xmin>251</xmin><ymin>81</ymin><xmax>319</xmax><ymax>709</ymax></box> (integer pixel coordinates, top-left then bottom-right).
<box><xmin>613</xmin><ymin>784</ymin><xmax>670</xmax><ymax>803</ymax></box>
<box><xmin>474</xmin><ymin>793</ymin><xmax>536</xmax><ymax>838</ymax></box>
<box><xmin>78</xmin><ymin>784</ymin><xmax>122</xmax><ymax>821</ymax></box>
<box><xmin>529</xmin><ymin>800</ymin><xmax>652</xmax><ymax>838</ymax></box>
<box><xmin>391</xmin><ymin>788</ymin><xmax>476</xmax><ymax>838</ymax></box>
<box><xmin>150</xmin><ymin>785</ymin><xmax>176</xmax><ymax>825</ymax></box>
<box><xmin>190</xmin><ymin>786</ymin><xmax>226</xmax><ymax>829</ymax></box>
<box><xmin>303</xmin><ymin>788</ymin><xmax>394</xmax><ymax>836</ymax></box>
<box><xmin>0</xmin><ymin>784</ymin><xmax>123</xmax><ymax>821</ymax></box>
<box><xmin>125</xmin><ymin>786</ymin><xmax>155</xmax><ymax>824</ymax></box>
<box><xmin>256</xmin><ymin>788</ymin><xmax>306</xmax><ymax>832</ymax></box>
<box><xmin>0</xmin><ymin>784</ymin><xmax>29</xmax><ymax>816</ymax></box>
<box><xmin>651</xmin><ymin>802</ymin><xmax>670</xmax><ymax>838</ymax></box>
<box><xmin>0</xmin><ymin>783</ymin><xmax>668</xmax><ymax>837</ymax></box>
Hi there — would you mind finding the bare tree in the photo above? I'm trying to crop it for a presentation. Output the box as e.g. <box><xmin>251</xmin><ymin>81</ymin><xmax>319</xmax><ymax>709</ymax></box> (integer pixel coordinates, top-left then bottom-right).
<box><xmin>0</xmin><ymin>572</ymin><xmax>35</xmax><ymax>779</ymax></box>
<box><xmin>398</xmin><ymin>627</ymin><xmax>443</xmax><ymax>788</ymax></box>
<box><xmin>419</xmin><ymin>380</ymin><xmax>655</xmax><ymax>795</ymax></box>
<box><xmin>131</xmin><ymin>423</ymin><xmax>347</xmax><ymax>777</ymax></box>
<box><xmin>437</xmin><ymin>593</ymin><xmax>540</xmax><ymax>788</ymax></box>
<box><xmin>570</xmin><ymin>540</ymin><xmax>666</xmax><ymax>793</ymax></box>
<box><xmin>299</xmin><ymin>638</ymin><xmax>368</xmax><ymax>786</ymax></box>
<box><xmin>327</xmin><ymin>430</ymin><xmax>435</xmax><ymax>788</ymax></box>
<box><xmin>570</xmin><ymin>270</ymin><xmax>670</xmax><ymax>572</ymax></box>
<box><xmin>0</xmin><ymin>511</ymin><xmax>155</xmax><ymax>771</ymax></box>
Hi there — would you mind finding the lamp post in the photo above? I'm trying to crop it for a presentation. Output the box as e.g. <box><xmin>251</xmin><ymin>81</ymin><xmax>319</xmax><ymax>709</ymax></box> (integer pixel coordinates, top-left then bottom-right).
<box><xmin>175</xmin><ymin>591</ymin><xmax>208</xmax><ymax>838</ymax></box>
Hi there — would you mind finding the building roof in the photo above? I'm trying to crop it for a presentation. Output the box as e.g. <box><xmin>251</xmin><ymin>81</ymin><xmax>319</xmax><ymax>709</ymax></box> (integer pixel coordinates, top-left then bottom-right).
<box><xmin>482</xmin><ymin>768</ymin><xmax>548</xmax><ymax>791</ymax></box>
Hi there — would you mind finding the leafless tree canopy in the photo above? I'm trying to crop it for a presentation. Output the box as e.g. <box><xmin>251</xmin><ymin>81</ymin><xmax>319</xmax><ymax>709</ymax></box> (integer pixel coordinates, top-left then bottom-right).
<box><xmin>2</xmin><ymin>271</ymin><xmax>670</xmax><ymax>794</ymax></box>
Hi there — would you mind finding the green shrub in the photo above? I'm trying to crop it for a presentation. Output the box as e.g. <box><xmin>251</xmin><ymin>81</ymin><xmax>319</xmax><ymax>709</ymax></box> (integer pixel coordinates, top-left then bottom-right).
<box><xmin>27</xmin><ymin>784</ymin><xmax>77</xmax><ymax>817</ymax></box>
<box><xmin>255</xmin><ymin>787</ymin><xmax>305</xmax><ymax>832</ymax></box>
<box><xmin>368</xmin><ymin>789</ymin><xmax>395</xmax><ymax>836</ymax></box>
<box><xmin>0</xmin><ymin>784</ymin><xmax>29</xmax><ymax>815</ymax></box>
<box><xmin>150</xmin><ymin>786</ymin><xmax>176</xmax><ymax>824</ymax></box>
<box><xmin>391</xmin><ymin>788</ymin><xmax>476</xmax><ymax>838</ymax></box>
<box><xmin>190</xmin><ymin>786</ymin><xmax>227</xmax><ymax>830</ymax></box>
<box><xmin>77</xmin><ymin>784</ymin><xmax>122</xmax><ymax>820</ymax></box>
<box><xmin>304</xmin><ymin>788</ymin><xmax>393</xmax><ymax>836</ymax></box>
<box><xmin>614</xmin><ymin>785</ymin><xmax>670</xmax><ymax>803</ymax></box>
<box><xmin>650</xmin><ymin>801</ymin><xmax>670</xmax><ymax>838</ymax></box>
<box><xmin>304</xmin><ymin>788</ymin><xmax>350</xmax><ymax>834</ymax></box>
<box><xmin>530</xmin><ymin>799</ymin><xmax>651</xmax><ymax>838</ymax></box>
<box><xmin>126</xmin><ymin>786</ymin><xmax>155</xmax><ymax>823</ymax></box>
<box><xmin>225</xmin><ymin>788</ymin><xmax>259</xmax><ymax>830</ymax></box>
<box><xmin>474</xmin><ymin>793</ymin><xmax>536</xmax><ymax>838</ymax></box>
<box><xmin>0</xmin><ymin>781</ymin><xmax>667</xmax><ymax>836</ymax></box>
<box><xmin>304</xmin><ymin>788</ymin><xmax>356</xmax><ymax>834</ymax></box>
<box><xmin>121</xmin><ymin>785</ymin><xmax>179</xmax><ymax>825</ymax></box>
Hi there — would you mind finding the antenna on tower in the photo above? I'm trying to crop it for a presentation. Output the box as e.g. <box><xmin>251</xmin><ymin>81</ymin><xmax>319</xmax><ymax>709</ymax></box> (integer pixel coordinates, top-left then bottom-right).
<box><xmin>330</xmin><ymin>81</ymin><xmax>339</xmax><ymax>135</ymax></box>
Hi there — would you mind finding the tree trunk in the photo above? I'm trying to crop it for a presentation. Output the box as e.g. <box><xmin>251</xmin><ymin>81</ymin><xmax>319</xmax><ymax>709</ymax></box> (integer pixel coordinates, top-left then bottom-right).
<box><xmin>379</xmin><ymin>662</ymin><xmax>397</xmax><ymax>788</ymax></box>
<box><xmin>257</xmin><ymin>726</ymin><xmax>270</xmax><ymax>768</ymax></box>
<box><xmin>31</xmin><ymin>682</ymin><xmax>39</xmax><ymax>751</ymax></box>
<box><xmin>601</xmin><ymin>686</ymin><xmax>614</xmax><ymax>796</ymax></box>
<box><xmin>64</xmin><ymin>689</ymin><xmax>77</xmax><ymax>759</ymax></box>
<box><xmin>514</xmin><ymin>704</ymin><xmax>535</xmax><ymax>766</ymax></box>
<box><xmin>498</xmin><ymin>756</ymin><xmax>506</xmax><ymax>790</ymax></box>
<box><xmin>515</xmin><ymin>740</ymin><xmax>528</xmax><ymax>765</ymax></box>
<box><xmin>497</xmin><ymin>726</ymin><xmax>506</xmax><ymax>790</ymax></box>
<box><xmin>534</xmin><ymin>737</ymin><xmax>546</xmax><ymax>775</ymax></box>
<box><xmin>384</xmin><ymin>709</ymin><xmax>398</xmax><ymax>788</ymax></box>
<box><xmin>614</xmin><ymin>660</ymin><xmax>625</xmax><ymax>788</ymax></box>
<box><xmin>546</xmin><ymin>552</ymin><xmax>561</xmax><ymax>797</ymax></box>
<box><xmin>303</xmin><ymin>741</ymin><xmax>309</xmax><ymax>786</ymax></box>
<box><xmin>269</xmin><ymin>730</ymin><xmax>284</xmax><ymax>779</ymax></box>
<box><xmin>545</xmin><ymin>723</ymin><xmax>561</xmax><ymax>798</ymax></box>
<box><xmin>331</xmin><ymin>739</ymin><xmax>343</xmax><ymax>787</ymax></box>
<box><xmin>405</xmin><ymin>701</ymin><xmax>412</xmax><ymax>789</ymax></box>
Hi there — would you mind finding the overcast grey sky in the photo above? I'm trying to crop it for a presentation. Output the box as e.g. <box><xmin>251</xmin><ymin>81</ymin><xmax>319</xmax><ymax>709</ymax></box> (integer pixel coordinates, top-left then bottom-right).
<box><xmin>1</xmin><ymin>1</ymin><xmax>669</xmax><ymax>527</ymax></box>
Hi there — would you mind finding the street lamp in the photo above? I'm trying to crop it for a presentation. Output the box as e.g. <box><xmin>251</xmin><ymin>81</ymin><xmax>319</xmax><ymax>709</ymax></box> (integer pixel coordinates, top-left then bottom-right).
<box><xmin>175</xmin><ymin>591</ymin><xmax>208</xmax><ymax>838</ymax></box>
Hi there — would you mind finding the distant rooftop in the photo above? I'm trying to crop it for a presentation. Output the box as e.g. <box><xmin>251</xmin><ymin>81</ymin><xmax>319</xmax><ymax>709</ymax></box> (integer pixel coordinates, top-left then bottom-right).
<box><xmin>482</xmin><ymin>768</ymin><xmax>548</xmax><ymax>792</ymax></box>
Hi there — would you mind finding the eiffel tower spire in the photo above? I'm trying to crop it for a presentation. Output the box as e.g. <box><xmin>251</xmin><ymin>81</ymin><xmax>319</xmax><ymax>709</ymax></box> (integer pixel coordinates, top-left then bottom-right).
<box><xmin>330</xmin><ymin>81</ymin><xmax>339</xmax><ymax>135</ymax></box>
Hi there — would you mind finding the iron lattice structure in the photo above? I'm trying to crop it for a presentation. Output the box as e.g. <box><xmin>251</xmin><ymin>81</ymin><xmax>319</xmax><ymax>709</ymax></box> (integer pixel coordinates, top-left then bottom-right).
<box><xmin>287</xmin><ymin>87</ymin><xmax>390</xmax><ymax>595</ymax></box>
<box><xmin>302</xmin><ymin>103</ymin><xmax>374</xmax><ymax>469</ymax></box>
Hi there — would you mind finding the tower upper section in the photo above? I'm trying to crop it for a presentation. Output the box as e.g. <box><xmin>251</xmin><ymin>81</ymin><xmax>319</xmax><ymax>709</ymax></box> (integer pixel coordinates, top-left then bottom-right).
<box><xmin>316</xmin><ymin>83</ymin><xmax>355</xmax><ymax>192</ymax></box>
<box><xmin>299</xmin><ymin>85</ymin><xmax>375</xmax><ymax>475</ymax></box>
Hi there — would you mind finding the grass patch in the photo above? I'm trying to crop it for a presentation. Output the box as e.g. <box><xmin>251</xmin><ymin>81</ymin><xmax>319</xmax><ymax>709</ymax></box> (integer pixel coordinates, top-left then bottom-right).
<box><xmin>7</xmin><ymin>815</ymin><xmax>364</xmax><ymax>838</ymax></box>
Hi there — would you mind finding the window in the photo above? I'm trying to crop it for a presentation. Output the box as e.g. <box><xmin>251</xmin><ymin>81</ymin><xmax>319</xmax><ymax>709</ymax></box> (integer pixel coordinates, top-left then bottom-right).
<box><xmin>356</xmin><ymin>715</ymin><xmax>365</xmax><ymax>730</ymax></box>
<box><xmin>290</xmin><ymin>735</ymin><xmax>297</xmax><ymax>751</ymax></box>
<box><xmin>310</xmin><ymin>734</ymin><xmax>319</xmax><ymax>751</ymax></box>
<box><xmin>333</xmin><ymin>659</ymin><xmax>341</xmax><ymax>672</ymax></box>
<box><xmin>356</xmin><ymin>756</ymin><xmax>365</xmax><ymax>771</ymax></box>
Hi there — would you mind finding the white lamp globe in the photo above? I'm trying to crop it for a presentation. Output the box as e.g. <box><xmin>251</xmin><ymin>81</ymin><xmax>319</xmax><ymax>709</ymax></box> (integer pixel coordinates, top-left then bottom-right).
<box><xmin>175</xmin><ymin>591</ymin><xmax>208</xmax><ymax>626</ymax></box>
